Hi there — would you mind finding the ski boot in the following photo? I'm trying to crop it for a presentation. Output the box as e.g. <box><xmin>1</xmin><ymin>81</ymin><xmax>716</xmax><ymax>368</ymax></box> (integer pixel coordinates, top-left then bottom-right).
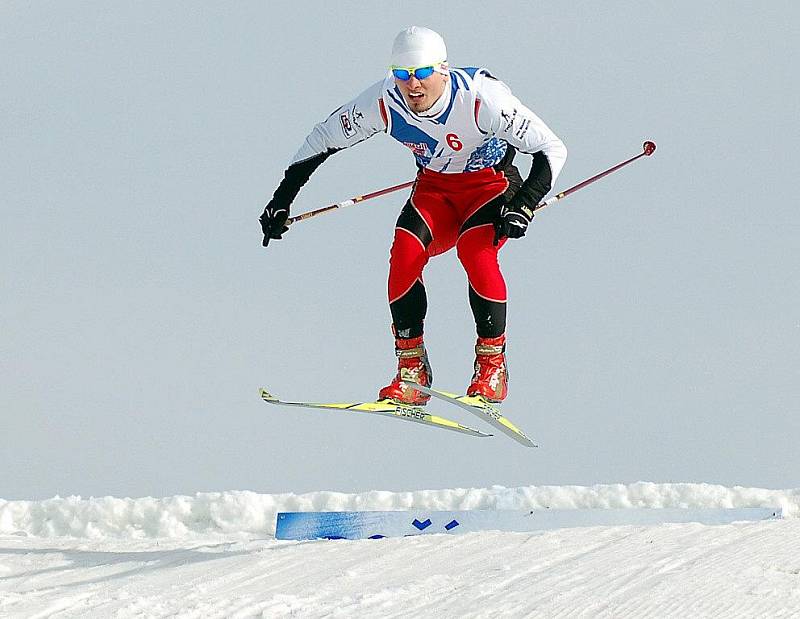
<box><xmin>378</xmin><ymin>335</ymin><xmax>433</xmax><ymax>405</ymax></box>
<box><xmin>466</xmin><ymin>334</ymin><xmax>508</xmax><ymax>402</ymax></box>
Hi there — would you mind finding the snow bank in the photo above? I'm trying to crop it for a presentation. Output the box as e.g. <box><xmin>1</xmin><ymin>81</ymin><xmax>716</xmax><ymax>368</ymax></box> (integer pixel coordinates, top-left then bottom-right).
<box><xmin>1</xmin><ymin>482</ymin><xmax>797</xmax><ymax>539</ymax></box>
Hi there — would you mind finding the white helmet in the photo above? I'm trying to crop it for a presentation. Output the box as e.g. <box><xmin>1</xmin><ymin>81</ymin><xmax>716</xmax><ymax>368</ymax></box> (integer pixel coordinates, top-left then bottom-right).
<box><xmin>390</xmin><ymin>26</ymin><xmax>447</xmax><ymax>68</ymax></box>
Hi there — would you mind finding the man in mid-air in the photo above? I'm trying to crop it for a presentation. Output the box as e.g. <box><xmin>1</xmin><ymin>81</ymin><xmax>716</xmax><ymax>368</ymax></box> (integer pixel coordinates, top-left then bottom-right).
<box><xmin>261</xmin><ymin>26</ymin><xmax>567</xmax><ymax>405</ymax></box>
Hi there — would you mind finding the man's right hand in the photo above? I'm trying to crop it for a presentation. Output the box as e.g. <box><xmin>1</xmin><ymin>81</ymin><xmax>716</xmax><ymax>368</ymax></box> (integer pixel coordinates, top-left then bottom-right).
<box><xmin>259</xmin><ymin>150</ymin><xmax>338</xmax><ymax>248</ymax></box>
<box><xmin>260</xmin><ymin>199</ymin><xmax>290</xmax><ymax>248</ymax></box>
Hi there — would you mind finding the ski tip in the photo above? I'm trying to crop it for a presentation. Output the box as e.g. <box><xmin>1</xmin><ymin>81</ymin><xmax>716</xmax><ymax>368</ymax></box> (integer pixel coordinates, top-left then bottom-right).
<box><xmin>501</xmin><ymin>425</ymin><xmax>538</xmax><ymax>448</ymax></box>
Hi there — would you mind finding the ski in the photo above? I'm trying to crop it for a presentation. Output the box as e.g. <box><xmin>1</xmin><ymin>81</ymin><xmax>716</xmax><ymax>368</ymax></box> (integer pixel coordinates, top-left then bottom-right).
<box><xmin>259</xmin><ymin>388</ymin><xmax>492</xmax><ymax>438</ymax></box>
<box><xmin>402</xmin><ymin>382</ymin><xmax>538</xmax><ymax>447</ymax></box>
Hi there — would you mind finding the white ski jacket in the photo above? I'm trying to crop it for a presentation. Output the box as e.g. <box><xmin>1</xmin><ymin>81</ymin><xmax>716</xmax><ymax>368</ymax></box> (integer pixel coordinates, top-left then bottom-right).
<box><xmin>292</xmin><ymin>67</ymin><xmax>567</xmax><ymax>182</ymax></box>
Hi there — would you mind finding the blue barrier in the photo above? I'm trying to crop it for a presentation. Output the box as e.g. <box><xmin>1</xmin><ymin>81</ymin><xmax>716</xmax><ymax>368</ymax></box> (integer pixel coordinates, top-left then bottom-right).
<box><xmin>275</xmin><ymin>507</ymin><xmax>781</xmax><ymax>541</ymax></box>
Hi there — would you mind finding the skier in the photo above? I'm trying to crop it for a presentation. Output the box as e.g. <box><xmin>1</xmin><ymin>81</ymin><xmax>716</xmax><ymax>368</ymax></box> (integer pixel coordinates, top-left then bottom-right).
<box><xmin>260</xmin><ymin>26</ymin><xmax>567</xmax><ymax>405</ymax></box>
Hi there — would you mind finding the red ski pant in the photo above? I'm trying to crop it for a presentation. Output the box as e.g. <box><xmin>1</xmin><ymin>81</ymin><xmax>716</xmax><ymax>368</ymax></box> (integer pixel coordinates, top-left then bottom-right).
<box><xmin>388</xmin><ymin>167</ymin><xmax>509</xmax><ymax>339</ymax></box>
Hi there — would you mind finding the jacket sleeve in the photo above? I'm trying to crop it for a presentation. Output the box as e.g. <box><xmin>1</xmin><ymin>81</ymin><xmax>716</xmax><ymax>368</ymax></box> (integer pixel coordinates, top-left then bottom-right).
<box><xmin>270</xmin><ymin>81</ymin><xmax>387</xmax><ymax>208</ymax></box>
<box><xmin>290</xmin><ymin>80</ymin><xmax>387</xmax><ymax>164</ymax></box>
<box><xmin>475</xmin><ymin>72</ymin><xmax>567</xmax><ymax>207</ymax></box>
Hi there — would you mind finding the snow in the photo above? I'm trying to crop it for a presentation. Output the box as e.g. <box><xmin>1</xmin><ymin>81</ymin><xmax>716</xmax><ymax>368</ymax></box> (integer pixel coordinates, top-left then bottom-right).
<box><xmin>2</xmin><ymin>483</ymin><xmax>800</xmax><ymax>617</ymax></box>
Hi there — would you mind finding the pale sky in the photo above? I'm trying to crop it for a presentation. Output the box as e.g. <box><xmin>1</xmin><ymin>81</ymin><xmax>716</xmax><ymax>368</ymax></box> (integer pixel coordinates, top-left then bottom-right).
<box><xmin>2</xmin><ymin>1</ymin><xmax>798</xmax><ymax>499</ymax></box>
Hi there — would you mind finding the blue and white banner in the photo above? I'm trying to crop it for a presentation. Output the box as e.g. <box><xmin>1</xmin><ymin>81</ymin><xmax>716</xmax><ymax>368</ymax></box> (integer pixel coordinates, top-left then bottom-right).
<box><xmin>275</xmin><ymin>507</ymin><xmax>781</xmax><ymax>541</ymax></box>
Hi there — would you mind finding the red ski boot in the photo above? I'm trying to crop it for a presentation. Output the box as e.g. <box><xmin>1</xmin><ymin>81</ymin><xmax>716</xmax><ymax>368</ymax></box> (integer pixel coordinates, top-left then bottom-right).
<box><xmin>466</xmin><ymin>334</ymin><xmax>508</xmax><ymax>402</ymax></box>
<box><xmin>378</xmin><ymin>335</ymin><xmax>433</xmax><ymax>405</ymax></box>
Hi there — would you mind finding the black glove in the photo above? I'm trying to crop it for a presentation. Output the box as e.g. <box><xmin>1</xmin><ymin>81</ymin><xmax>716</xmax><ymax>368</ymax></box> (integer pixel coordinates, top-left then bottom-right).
<box><xmin>258</xmin><ymin>150</ymin><xmax>338</xmax><ymax>249</ymax></box>
<box><xmin>493</xmin><ymin>194</ymin><xmax>535</xmax><ymax>246</ymax></box>
<box><xmin>260</xmin><ymin>199</ymin><xmax>290</xmax><ymax>247</ymax></box>
<box><xmin>493</xmin><ymin>150</ymin><xmax>553</xmax><ymax>245</ymax></box>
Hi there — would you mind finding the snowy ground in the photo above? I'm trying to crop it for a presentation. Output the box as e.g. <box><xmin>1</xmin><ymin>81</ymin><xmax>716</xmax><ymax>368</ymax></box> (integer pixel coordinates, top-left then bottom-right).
<box><xmin>2</xmin><ymin>483</ymin><xmax>800</xmax><ymax>617</ymax></box>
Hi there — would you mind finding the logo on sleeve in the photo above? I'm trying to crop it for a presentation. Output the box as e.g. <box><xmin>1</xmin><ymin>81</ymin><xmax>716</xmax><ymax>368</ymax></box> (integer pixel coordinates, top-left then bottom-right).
<box><xmin>501</xmin><ymin>109</ymin><xmax>517</xmax><ymax>132</ymax></box>
<box><xmin>515</xmin><ymin>118</ymin><xmax>531</xmax><ymax>140</ymax></box>
<box><xmin>351</xmin><ymin>106</ymin><xmax>365</xmax><ymax>128</ymax></box>
<box><xmin>340</xmin><ymin>112</ymin><xmax>356</xmax><ymax>138</ymax></box>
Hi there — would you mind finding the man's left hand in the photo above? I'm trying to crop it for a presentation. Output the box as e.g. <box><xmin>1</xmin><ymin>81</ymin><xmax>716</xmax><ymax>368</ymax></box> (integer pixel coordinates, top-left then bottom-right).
<box><xmin>493</xmin><ymin>195</ymin><xmax>535</xmax><ymax>245</ymax></box>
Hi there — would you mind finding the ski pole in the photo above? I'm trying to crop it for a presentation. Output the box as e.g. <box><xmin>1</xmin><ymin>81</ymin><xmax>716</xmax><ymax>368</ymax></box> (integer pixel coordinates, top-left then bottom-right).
<box><xmin>288</xmin><ymin>180</ymin><xmax>416</xmax><ymax>225</ymax></box>
<box><xmin>288</xmin><ymin>140</ymin><xmax>655</xmax><ymax>224</ymax></box>
<box><xmin>533</xmin><ymin>140</ymin><xmax>656</xmax><ymax>213</ymax></box>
